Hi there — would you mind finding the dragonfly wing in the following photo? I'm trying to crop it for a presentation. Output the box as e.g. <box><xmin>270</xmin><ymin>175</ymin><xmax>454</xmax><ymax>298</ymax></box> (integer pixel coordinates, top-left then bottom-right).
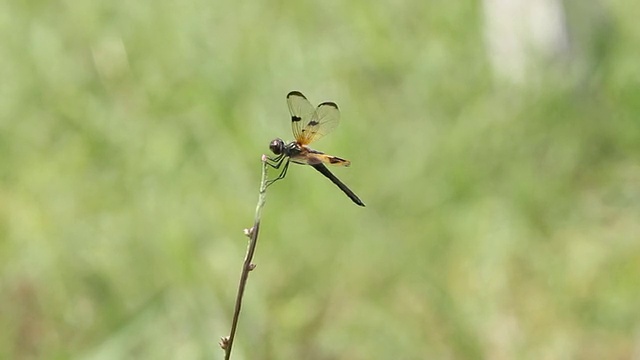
<box><xmin>287</xmin><ymin>91</ymin><xmax>316</xmax><ymax>143</ymax></box>
<box><xmin>304</xmin><ymin>152</ymin><xmax>351</xmax><ymax>167</ymax></box>
<box><xmin>298</xmin><ymin>101</ymin><xmax>340</xmax><ymax>145</ymax></box>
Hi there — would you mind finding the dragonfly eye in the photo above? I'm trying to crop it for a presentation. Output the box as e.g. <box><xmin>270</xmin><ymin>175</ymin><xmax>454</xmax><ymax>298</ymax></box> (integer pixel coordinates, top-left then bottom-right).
<box><xmin>269</xmin><ymin>138</ymin><xmax>284</xmax><ymax>155</ymax></box>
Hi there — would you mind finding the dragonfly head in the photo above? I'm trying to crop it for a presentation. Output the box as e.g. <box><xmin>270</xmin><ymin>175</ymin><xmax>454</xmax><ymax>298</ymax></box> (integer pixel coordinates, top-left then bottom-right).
<box><xmin>269</xmin><ymin>138</ymin><xmax>285</xmax><ymax>155</ymax></box>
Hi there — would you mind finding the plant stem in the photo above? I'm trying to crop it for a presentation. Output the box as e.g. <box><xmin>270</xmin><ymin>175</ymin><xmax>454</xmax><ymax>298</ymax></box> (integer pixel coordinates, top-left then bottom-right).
<box><xmin>221</xmin><ymin>155</ymin><xmax>270</xmax><ymax>360</ymax></box>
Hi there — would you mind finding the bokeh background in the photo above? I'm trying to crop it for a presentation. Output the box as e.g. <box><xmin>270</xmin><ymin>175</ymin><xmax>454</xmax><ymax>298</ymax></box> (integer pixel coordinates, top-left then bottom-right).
<box><xmin>2</xmin><ymin>0</ymin><xmax>639</xmax><ymax>359</ymax></box>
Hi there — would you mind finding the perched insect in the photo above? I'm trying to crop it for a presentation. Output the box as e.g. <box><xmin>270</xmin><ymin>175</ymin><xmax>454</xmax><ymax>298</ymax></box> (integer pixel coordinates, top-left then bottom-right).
<box><xmin>265</xmin><ymin>91</ymin><xmax>365</xmax><ymax>207</ymax></box>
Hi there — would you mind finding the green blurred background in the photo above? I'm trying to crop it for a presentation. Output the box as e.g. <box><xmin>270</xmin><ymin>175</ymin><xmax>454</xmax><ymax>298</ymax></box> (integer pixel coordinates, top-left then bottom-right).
<box><xmin>1</xmin><ymin>0</ymin><xmax>639</xmax><ymax>359</ymax></box>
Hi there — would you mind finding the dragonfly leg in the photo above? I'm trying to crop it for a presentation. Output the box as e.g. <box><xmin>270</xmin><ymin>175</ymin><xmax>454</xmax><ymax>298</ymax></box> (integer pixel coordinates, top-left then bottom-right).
<box><xmin>264</xmin><ymin>154</ymin><xmax>285</xmax><ymax>168</ymax></box>
<box><xmin>265</xmin><ymin>158</ymin><xmax>290</xmax><ymax>187</ymax></box>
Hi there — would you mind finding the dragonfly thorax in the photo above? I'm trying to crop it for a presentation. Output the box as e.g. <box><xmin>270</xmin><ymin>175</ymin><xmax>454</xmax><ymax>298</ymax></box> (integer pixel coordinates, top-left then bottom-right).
<box><xmin>269</xmin><ymin>138</ymin><xmax>303</xmax><ymax>157</ymax></box>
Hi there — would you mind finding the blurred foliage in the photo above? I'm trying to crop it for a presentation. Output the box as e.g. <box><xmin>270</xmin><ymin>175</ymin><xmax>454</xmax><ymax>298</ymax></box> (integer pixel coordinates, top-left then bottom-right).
<box><xmin>1</xmin><ymin>0</ymin><xmax>639</xmax><ymax>359</ymax></box>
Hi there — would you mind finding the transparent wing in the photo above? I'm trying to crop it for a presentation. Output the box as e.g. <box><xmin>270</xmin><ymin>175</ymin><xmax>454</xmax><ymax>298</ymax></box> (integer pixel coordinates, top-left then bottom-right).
<box><xmin>298</xmin><ymin>101</ymin><xmax>340</xmax><ymax>145</ymax></box>
<box><xmin>305</xmin><ymin>152</ymin><xmax>351</xmax><ymax>167</ymax></box>
<box><xmin>287</xmin><ymin>91</ymin><xmax>316</xmax><ymax>142</ymax></box>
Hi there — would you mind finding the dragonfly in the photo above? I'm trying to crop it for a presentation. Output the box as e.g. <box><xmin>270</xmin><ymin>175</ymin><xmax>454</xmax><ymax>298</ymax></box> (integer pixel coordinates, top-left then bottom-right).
<box><xmin>265</xmin><ymin>91</ymin><xmax>365</xmax><ymax>207</ymax></box>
